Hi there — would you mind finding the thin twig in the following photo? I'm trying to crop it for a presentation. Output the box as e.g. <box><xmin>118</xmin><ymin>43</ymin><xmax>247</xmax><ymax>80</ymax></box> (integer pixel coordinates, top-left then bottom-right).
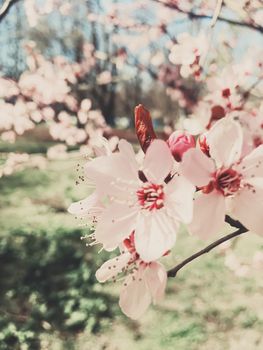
<box><xmin>152</xmin><ymin>0</ymin><xmax>263</xmax><ymax>34</ymax></box>
<box><xmin>0</xmin><ymin>0</ymin><xmax>20</xmax><ymax>22</ymax></box>
<box><xmin>167</xmin><ymin>219</ymin><xmax>247</xmax><ymax>278</ymax></box>
<box><xmin>210</xmin><ymin>0</ymin><xmax>223</xmax><ymax>28</ymax></box>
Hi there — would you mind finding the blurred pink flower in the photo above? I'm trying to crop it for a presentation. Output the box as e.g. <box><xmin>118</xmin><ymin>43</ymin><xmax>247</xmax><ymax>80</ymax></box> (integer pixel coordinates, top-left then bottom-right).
<box><xmin>169</xmin><ymin>32</ymin><xmax>208</xmax><ymax>78</ymax></box>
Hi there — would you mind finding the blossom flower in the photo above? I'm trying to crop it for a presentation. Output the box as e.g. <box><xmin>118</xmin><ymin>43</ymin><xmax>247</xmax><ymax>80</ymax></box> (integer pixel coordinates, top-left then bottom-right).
<box><xmin>181</xmin><ymin>117</ymin><xmax>263</xmax><ymax>239</ymax></box>
<box><xmin>169</xmin><ymin>32</ymin><xmax>208</xmax><ymax>78</ymax></box>
<box><xmin>96</xmin><ymin>232</ymin><xmax>167</xmax><ymax>319</ymax></box>
<box><xmin>85</xmin><ymin>139</ymin><xmax>195</xmax><ymax>262</ymax></box>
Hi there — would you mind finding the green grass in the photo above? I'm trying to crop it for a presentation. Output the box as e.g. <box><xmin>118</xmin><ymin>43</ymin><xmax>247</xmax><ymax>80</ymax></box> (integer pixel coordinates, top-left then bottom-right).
<box><xmin>0</xmin><ymin>149</ymin><xmax>263</xmax><ymax>349</ymax></box>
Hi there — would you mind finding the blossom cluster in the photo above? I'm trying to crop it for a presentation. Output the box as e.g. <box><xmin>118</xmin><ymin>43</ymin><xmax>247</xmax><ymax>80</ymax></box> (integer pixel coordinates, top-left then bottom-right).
<box><xmin>69</xmin><ymin>104</ymin><xmax>263</xmax><ymax>319</ymax></box>
<box><xmin>0</xmin><ymin>43</ymin><xmax>105</xmax><ymax>148</ymax></box>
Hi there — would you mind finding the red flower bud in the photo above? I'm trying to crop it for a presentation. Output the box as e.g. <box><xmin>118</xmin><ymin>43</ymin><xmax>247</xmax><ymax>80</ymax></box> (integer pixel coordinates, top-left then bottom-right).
<box><xmin>167</xmin><ymin>130</ymin><xmax>196</xmax><ymax>162</ymax></box>
<box><xmin>134</xmin><ymin>104</ymin><xmax>157</xmax><ymax>153</ymax></box>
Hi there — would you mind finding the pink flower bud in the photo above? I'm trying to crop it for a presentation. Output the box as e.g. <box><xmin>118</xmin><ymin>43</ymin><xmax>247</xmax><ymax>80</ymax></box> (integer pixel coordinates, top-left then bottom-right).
<box><xmin>167</xmin><ymin>131</ymin><xmax>196</xmax><ymax>161</ymax></box>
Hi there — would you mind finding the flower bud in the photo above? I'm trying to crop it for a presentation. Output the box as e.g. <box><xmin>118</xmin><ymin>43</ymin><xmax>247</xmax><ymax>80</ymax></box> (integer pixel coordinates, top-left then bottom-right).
<box><xmin>134</xmin><ymin>104</ymin><xmax>157</xmax><ymax>153</ymax></box>
<box><xmin>167</xmin><ymin>131</ymin><xmax>195</xmax><ymax>161</ymax></box>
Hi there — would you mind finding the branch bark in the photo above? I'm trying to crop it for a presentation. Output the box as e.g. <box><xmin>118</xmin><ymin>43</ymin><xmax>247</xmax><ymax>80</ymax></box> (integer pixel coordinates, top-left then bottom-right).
<box><xmin>167</xmin><ymin>217</ymin><xmax>247</xmax><ymax>278</ymax></box>
<box><xmin>0</xmin><ymin>0</ymin><xmax>20</xmax><ymax>22</ymax></box>
<box><xmin>152</xmin><ymin>0</ymin><xmax>263</xmax><ymax>34</ymax></box>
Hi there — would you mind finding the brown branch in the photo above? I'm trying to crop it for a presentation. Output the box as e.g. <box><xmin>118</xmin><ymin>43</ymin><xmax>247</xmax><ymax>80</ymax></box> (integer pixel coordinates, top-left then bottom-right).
<box><xmin>0</xmin><ymin>0</ymin><xmax>21</xmax><ymax>22</ymax></box>
<box><xmin>152</xmin><ymin>0</ymin><xmax>263</xmax><ymax>34</ymax></box>
<box><xmin>167</xmin><ymin>217</ymin><xmax>247</xmax><ymax>278</ymax></box>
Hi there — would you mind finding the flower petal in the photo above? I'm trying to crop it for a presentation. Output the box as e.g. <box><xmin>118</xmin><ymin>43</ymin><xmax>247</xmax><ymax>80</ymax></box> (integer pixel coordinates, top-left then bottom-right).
<box><xmin>85</xmin><ymin>151</ymin><xmax>139</xmax><ymax>198</ymax></box>
<box><xmin>229</xmin><ymin>185</ymin><xmax>263</xmax><ymax>236</ymax></box>
<box><xmin>181</xmin><ymin>148</ymin><xmax>215</xmax><ymax>187</ymax></box>
<box><xmin>165</xmin><ymin>175</ymin><xmax>195</xmax><ymax>224</ymax></box>
<box><xmin>236</xmin><ymin>145</ymin><xmax>263</xmax><ymax>179</ymax></box>
<box><xmin>95</xmin><ymin>203</ymin><xmax>138</xmax><ymax>250</ymax></box>
<box><xmin>134</xmin><ymin>211</ymin><xmax>178</xmax><ymax>262</ymax></box>
<box><xmin>96</xmin><ymin>252</ymin><xmax>131</xmax><ymax>283</ymax></box>
<box><xmin>68</xmin><ymin>191</ymin><xmax>102</xmax><ymax>218</ymax></box>
<box><xmin>119</xmin><ymin>266</ymin><xmax>151</xmax><ymax>319</ymax></box>
<box><xmin>188</xmin><ymin>192</ymin><xmax>226</xmax><ymax>239</ymax></box>
<box><xmin>142</xmin><ymin>140</ymin><xmax>174</xmax><ymax>183</ymax></box>
<box><xmin>144</xmin><ymin>262</ymin><xmax>167</xmax><ymax>303</ymax></box>
<box><xmin>207</xmin><ymin>117</ymin><xmax>243</xmax><ymax>167</ymax></box>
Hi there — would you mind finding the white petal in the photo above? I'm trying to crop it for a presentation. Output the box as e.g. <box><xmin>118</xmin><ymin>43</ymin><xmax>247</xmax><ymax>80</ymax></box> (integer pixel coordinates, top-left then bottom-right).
<box><xmin>68</xmin><ymin>192</ymin><xmax>102</xmax><ymax>217</ymax></box>
<box><xmin>165</xmin><ymin>175</ymin><xmax>195</xmax><ymax>224</ymax></box>
<box><xmin>143</xmin><ymin>140</ymin><xmax>174</xmax><ymax>183</ymax></box>
<box><xmin>85</xmin><ymin>153</ymin><xmax>139</xmax><ymax>198</ymax></box>
<box><xmin>134</xmin><ymin>211</ymin><xmax>178</xmax><ymax>262</ymax></box>
<box><xmin>95</xmin><ymin>252</ymin><xmax>131</xmax><ymax>283</ymax></box>
<box><xmin>144</xmin><ymin>262</ymin><xmax>167</xmax><ymax>303</ymax></box>
<box><xmin>188</xmin><ymin>192</ymin><xmax>226</xmax><ymax>239</ymax></box>
<box><xmin>181</xmin><ymin>148</ymin><xmax>215</xmax><ymax>187</ymax></box>
<box><xmin>236</xmin><ymin>145</ymin><xmax>263</xmax><ymax>178</ymax></box>
<box><xmin>118</xmin><ymin>139</ymin><xmax>138</xmax><ymax>169</ymax></box>
<box><xmin>119</xmin><ymin>266</ymin><xmax>151</xmax><ymax>319</ymax></box>
<box><xmin>95</xmin><ymin>203</ymin><xmax>138</xmax><ymax>250</ymax></box>
<box><xmin>207</xmin><ymin>118</ymin><xmax>243</xmax><ymax>167</ymax></box>
<box><xmin>229</xmin><ymin>186</ymin><xmax>263</xmax><ymax>236</ymax></box>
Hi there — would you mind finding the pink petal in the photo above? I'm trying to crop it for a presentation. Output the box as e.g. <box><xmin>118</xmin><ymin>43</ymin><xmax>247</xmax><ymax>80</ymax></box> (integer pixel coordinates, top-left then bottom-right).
<box><xmin>181</xmin><ymin>148</ymin><xmax>215</xmax><ymax>187</ymax></box>
<box><xmin>68</xmin><ymin>192</ymin><xmax>102</xmax><ymax>217</ymax></box>
<box><xmin>236</xmin><ymin>145</ymin><xmax>263</xmax><ymax>179</ymax></box>
<box><xmin>95</xmin><ymin>252</ymin><xmax>131</xmax><ymax>283</ymax></box>
<box><xmin>207</xmin><ymin>118</ymin><xmax>243</xmax><ymax>167</ymax></box>
<box><xmin>85</xmin><ymin>153</ymin><xmax>139</xmax><ymax>198</ymax></box>
<box><xmin>229</xmin><ymin>186</ymin><xmax>263</xmax><ymax>236</ymax></box>
<box><xmin>95</xmin><ymin>203</ymin><xmax>138</xmax><ymax>250</ymax></box>
<box><xmin>119</xmin><ymin>266</ymin><xmax>151</xmax><ymax>319</ymax></box>
<box><xmin>188</xmin><ymin>192</ymin><xmax>226</xmax><ymax>239</ymax></box>
<box><xmin>142</xmin><ymin>140</ymin><xmax>174</xmax><ymax>183</ymax></box>
<box><xmin>165</xmin><ymin>175</ymin><xmax>195</xmax><ymax>224</ymax></box>
<box><xmin>134</xmin><ymin>211</ymin><xmax>178</xmax><ymax>262</ymax></box>
<box><xmin>144</xmin><ymin>262</ymin><xmax>167</xmax><ymax>303</ymax></box>
<box><xmin>118</xmin><ymin>139</ymin><xmax>138</xmax><ymax>169</ymax></box>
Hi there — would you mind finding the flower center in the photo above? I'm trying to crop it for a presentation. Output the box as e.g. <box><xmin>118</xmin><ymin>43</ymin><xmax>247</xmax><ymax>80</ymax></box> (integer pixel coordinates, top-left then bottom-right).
<box><xmin>137</xmin><ymin>182</ymin><xmax>165</xmax><ymax>210</ymax></box>
<box><xmin>215</xmin><ymin>168</ymin><xmax>241</xmax><ymax>196</ymax></box>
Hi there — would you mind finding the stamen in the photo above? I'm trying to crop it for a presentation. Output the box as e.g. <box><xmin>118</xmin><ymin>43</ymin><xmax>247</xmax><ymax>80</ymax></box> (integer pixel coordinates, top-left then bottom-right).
<box><xmin>137</xmin><ymin>182</ymin><xmax>165</xmax><ymax>210</ymax></box>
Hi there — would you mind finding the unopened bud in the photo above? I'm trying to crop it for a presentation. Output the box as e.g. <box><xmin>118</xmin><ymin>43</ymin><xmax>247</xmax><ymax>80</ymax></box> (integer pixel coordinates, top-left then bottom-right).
<box><xmin>134</xmin><ymin>104</ymin><xmax>157</xmax><ymax>153</ymax></box>
<box><xmin>167</xmin><ymin>131</ymin><xmax>196</xmax><ymax>161</ymax></box>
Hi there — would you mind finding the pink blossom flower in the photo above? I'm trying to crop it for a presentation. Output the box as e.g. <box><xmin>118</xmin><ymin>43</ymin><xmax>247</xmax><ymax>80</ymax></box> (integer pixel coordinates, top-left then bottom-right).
<box><xmin>181</xmin><ymin>117</ymin><xmax>263</xmax><ymax>239</ymax></box>
<box><xmin>167</xmin><ymin>130</ymin><xmax>196</xmax><ymax>161</ymax></box>
<box><xmin>85</xmin><ymin>139</ymin><xmax>195</xmax><ymax>262</ymax></box>
<box><xmin>169</xmin><ymin>32</ymin><xmax>208</xmax><ymax>78</ymax></box>
<box><xmin>96</xmin><ymin>233</ymin><xmax>167</xmax><ymax>319</ymax></box>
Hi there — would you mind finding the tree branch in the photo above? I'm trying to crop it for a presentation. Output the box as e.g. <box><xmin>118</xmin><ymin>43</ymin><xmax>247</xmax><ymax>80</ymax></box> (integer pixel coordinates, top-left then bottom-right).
<box><xmin>0</xmin><ymin>0</ymin><xmax>20</xmax><ymax>22</ymax></box>
<box><xmin>167</xmin><ymin>218</ymin><xmax>247</xmax><ymax>278</ymax></box>
<box><xmin>152</xmin><ymin>0</ymin><xmax>263</xmax><ymax>34</ymax></box>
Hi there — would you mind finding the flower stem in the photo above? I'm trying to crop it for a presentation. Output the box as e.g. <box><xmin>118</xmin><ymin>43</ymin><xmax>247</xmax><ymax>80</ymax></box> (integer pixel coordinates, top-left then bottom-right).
<box><xmin>167</xmin><ymin>218</ymin><xmax>248</xmax><ymax>278</ymax></box>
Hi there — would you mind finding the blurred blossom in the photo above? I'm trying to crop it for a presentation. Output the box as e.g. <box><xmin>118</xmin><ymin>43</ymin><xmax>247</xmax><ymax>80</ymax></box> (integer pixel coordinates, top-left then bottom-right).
<box><xmin>169</xmin><ymin>32</ymin><xmax>208</xmax><ymax>78</ymax></box>
<box><xmin>80</xmin><ymin>99</ymin><xmax>92</xmax><ymax>112</ymax></box>
<box><xmin>0</xmin><ymin>153</ymin><xmax>46</xmax><ymax>178</ymax></box>
<box><xmin>47</xmin><ymin>144</ymin><xmax>68</xmax><ymax>160</ymax></box>
<box><xmin>96</xmin><ymin>71</ymin><xmax>112</xmax><ymax>85</ymax></box>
